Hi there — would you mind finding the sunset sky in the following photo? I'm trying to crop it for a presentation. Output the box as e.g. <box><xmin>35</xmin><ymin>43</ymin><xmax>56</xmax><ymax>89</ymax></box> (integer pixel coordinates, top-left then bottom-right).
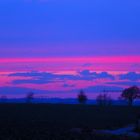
<box><xmin>0</xmin><ymin>0</ymin><xmax>140</xmax><ymax>98</ymax></box>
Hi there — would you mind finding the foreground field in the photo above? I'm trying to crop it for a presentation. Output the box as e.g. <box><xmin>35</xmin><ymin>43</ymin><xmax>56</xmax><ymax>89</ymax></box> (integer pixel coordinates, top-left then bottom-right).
<box><xmin>0</xmin><ymin>104</ymin><xmax>139</xmax><ymax>140</ymax></box>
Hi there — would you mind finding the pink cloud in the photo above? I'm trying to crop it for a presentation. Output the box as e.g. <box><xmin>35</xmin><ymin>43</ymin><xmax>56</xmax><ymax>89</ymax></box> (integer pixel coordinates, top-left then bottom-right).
<box><xmin>0</xmin><ymin>56</ymin><xmax>139</xmax><ymax>72</ymax></box>
<box><xmin>0</xmin><ymin>56</ymin><xmax>140</xmax><ymax>63</ymax></box>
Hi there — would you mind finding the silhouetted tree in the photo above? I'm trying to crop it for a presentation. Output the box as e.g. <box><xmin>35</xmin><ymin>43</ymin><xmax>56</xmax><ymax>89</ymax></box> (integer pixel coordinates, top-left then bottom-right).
<box><xmin>26</xmin><ymin>92</ymin><xmax>34</xmax><ymax>103</ymax></box>
<box><xmin>121</xmin><ymin>86</ymin><xmax>140</xmax><ymax>106</ymax></box>
<box><xmin>78</xmin><ymin>90</ymin><xmax>87</xmax><ymax>104</ymax></box>
<box><xmin>96</xmin><ymin>94</ymin><xmax>112</xmax><ymax>106</ymax></box>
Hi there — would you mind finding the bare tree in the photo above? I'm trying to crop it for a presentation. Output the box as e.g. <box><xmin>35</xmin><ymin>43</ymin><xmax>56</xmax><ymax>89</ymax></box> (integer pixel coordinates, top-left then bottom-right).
<box><xmin>96</xmin><ymin>94</ymin><xmax>112</xmax><ymax>106</ymax></box>
<box><xmin>26</xmin><ymin>92</ymin><xmax>34</xmax><ymax>103</ymax></box>
<box><xmin>77</xmin><ymin>90</ymin><xmax>87</xmax><ymax>104</ymax></box>
<box><xmin>121</xmin><ymin>86</ymin><xmax>140</xmax><ymax>106</ymax></box>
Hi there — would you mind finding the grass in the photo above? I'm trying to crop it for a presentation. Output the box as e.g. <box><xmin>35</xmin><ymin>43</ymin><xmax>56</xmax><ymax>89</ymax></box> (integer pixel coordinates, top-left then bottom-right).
<box><xmin>0</xmin><ymin>103</ymin><xmax>139</xmax><ymax>139</ymax></box>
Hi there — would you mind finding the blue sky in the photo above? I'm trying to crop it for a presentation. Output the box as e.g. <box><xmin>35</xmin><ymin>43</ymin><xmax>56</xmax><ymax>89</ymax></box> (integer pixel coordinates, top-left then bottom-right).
<box><xmin>0</xmin><ymin>0</ymin><xmax>140</xmax><ymax>58</ymax></box>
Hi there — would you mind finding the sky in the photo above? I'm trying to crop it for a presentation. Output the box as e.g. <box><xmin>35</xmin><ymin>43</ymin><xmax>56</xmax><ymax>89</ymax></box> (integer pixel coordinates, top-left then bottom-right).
<box><xmin>0</xmin><ymin>0</ymin><xmax>140</xmax><ymax>99</ymax></box>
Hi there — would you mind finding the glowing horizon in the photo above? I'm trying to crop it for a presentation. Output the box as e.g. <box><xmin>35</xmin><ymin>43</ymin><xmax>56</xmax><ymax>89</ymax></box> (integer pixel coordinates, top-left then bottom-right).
<box><xmin>0</xmin><ymin>0</ymin><xmax>140</xmax><ymax>99</ymax></box>
<box><xmin>0</xmin><ymin>56</ymin><xmax>140</xmax><ymax>63</ymax></box>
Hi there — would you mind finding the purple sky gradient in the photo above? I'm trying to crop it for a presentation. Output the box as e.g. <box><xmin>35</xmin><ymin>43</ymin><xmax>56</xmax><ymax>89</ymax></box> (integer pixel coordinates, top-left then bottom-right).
<box><xmin>0</xmin><ymin>0</ymin><xmax>140</xmax><ymax>98</ymax></box>
<box><xmin>0</xmin><ymin>0</ymin><xmax>140</xmax><ymax>58</ymax></box>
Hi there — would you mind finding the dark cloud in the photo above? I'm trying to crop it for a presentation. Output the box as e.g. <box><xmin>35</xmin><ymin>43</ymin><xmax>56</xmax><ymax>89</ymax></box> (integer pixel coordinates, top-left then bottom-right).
<box><xmin>79</xmin><ymin>70</ymin><xmax>115</xmax><ymax>80</ymax></box>
<box><xmin>9</xmin><ymin>71</ymin><xmax>54</xmax><ymax>78</ymax></box>
<box><xmin>119</xmin><ymin>72</ymin><xmax>140</xmax><ymax>81</ymax></box>
<box><xmin>9</xmin><ymin>71</ymin><xmax>58</xmax><ymax>84</ymax></box>
<box><xmin>12</xmin><ymin>79</ymin><xmax>53</xmax><ymax>84</ymax></box>
<box><xmin>9</xmin><ymin>70</ymin><xmax>115</xmax><ymax>84</ymax></box>
<box><xmin>107</xmin><ymin>81</ymin><xmax>140</xmax><ymax>86</ymax></box>
<box><xmin>9</xmin><ymin>71</ymin><xmax>80</xmax><ymax>84</ymax></box>
<box><xmin>9</xmin><ymin>71</ymin><xmax>140</xmax><ymax>86</ymax></box>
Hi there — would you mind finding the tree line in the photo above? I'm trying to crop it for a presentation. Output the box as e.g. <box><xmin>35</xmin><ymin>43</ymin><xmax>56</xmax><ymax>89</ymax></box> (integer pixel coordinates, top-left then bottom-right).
<box><xmin>0</xmin><ymin>86</ymin><xmax>140</xmax><ymax>106</ymax></box>
<box><xmin>78</xmin><ymin>86</ymin><xmax>140</xmax><ymax>106</ymax></box>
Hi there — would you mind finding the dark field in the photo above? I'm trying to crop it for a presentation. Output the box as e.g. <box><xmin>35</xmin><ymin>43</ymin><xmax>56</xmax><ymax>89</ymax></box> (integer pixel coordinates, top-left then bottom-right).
<box><xmin>0</xmin><ymin>104</ymin><xmax>139</xmax><ymax>140</ymax></box>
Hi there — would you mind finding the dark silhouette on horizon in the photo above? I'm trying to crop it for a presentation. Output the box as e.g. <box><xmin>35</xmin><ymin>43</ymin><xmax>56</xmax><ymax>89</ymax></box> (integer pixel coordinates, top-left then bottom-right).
<box><xmin>77</xmin><ymin>90</ymin><xmax>87</xmax><ymax>104</ymax></box>
<box><xmin>26</xmin><ymin>92</ymin><xmax>34</xmax><ymax>103</ymax></box>
<box><xmin>121</xmin><ymin>86</ymin><xmax>140</xmax><ymax>106</ymax></box>
<box><xmin>96</xmin><ymin>94</ymin><xmax>112</xmax><ymax>106</ymax></box>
